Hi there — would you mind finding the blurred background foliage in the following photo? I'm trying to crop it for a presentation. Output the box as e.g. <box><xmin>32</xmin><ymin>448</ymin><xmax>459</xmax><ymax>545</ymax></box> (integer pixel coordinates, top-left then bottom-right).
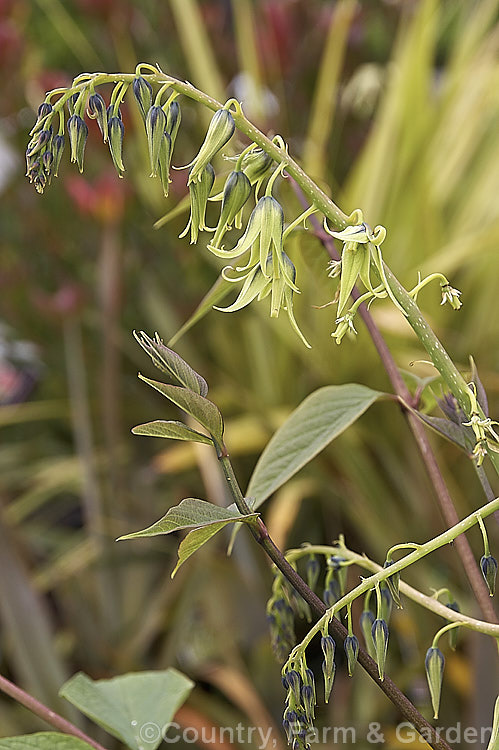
<box><xmin>0</xmin><ymin>0</ymin><xmax>498</xmax><ymax>746</ymax></box>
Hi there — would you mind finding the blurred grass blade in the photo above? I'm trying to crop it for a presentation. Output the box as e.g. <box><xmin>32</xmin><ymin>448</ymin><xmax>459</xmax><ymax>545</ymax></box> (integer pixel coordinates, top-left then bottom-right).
<box><xmin>168</xmin><ymin>0</ymin><xmax>225</xmax><ymax>102</ymax></box>
<box><xmin>34</xmin><ymin>0</ymin><xmax>102</xmax><ymax>66</ymax></box>
<box><xmin>0</xmin><ymin>517</ymin><xmax>76</xmax><ymax>721</ymax></box>
<box><xmin>168</xmin><ymin>275</ymin><xmax>234</xmax><ymax>346</ymax></box>
<box><xmin>303</xmin><ymin>0</ymin><xmax>358</xmax><ymax>180</ymax></box>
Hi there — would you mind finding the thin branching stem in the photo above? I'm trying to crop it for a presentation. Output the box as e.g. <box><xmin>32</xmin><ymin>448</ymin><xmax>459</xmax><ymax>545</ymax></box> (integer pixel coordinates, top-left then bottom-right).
<box><xmin>0</xmin><ymin>673</ymin><xmax>109</xmax><ymax>750</ymax></box>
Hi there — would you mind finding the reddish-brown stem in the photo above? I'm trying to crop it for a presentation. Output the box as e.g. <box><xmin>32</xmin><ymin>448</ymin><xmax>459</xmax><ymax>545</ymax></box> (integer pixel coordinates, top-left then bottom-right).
<box><xmin>0</xmin><ymin>673</ymin><xmax>109</xmax><ymax>750</ymax></box>
<box><xmin>300</xmin><ymin>201</ymin><xmax>497</xmax><ymax>624</ymax></box>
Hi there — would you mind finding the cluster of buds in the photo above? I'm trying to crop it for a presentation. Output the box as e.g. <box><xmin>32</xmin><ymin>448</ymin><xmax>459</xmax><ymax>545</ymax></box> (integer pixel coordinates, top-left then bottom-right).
<box><xmin>25</xmin><ymin>103</ymin><xmax>65</xmax><ymax>193</ymax></box>
<box><xmin>266</xmin><ymin>574</ymin><xmax>296</xmax><ymax>663</ymax></box>
<box><xmin>282</xmin><ymin>661</ymin><xmax>317</xmax><ymax>749</ymax></box>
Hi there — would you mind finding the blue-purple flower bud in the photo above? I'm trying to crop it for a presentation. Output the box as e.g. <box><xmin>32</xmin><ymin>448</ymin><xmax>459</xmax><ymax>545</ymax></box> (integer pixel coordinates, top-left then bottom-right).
<box><xmin>301</xmin><ymin>684</ymin><xmax>315</xmax><ymax>723</ymax></box>
<box><xmin>480</xmin><ymin>554</ymin><xmax>497</xmax><ymax>596</ymax></box>
<box><xmin>146</xmin><ymin>105</ymin><xmax>167</xmax><ymax>176</ymax></box>
<box><xmin>344</xmin><ymin>635</ymin><xmax>359</xmax><ymax>676</ymax></box>
<box><xmin>87</xmin><ymin>93</ymin><xmax>108</xmax><ymax>142</ymax></box>
<box><xmin>51</xmin><ymin>134</ymin><xmax>65</xmax><ymax>178</ymax></box>
<box><xmin>320</xmin><ymin>634</ymin><xmax>336</xmax><ymax>702</ymax></box>
<box><xmin>67</xmin><ymin>93</ymin><xmax>79</xmax><ymax>115</ymax></box>
<box><xmin>165</xmin><ymin>100</ymin><xmax>181</xmax><ymax>147</ymax></box>
<box><xmin>108</xmin><ymin>116</ymin><xmax>125</xmax><ymax>176</ymax></box>
<box><xmin>67</xmin><ymin>114</ymin><xmax>88</xmax><ymax>172</ymax></box>
<box><xmin>27</xmin><ymin>128</ymin><xmax>52</xmax><ymax>157</ymax></box>
<box><xmin>133</xmin><ymin>75</ymin><xmax>153</xmax><ymax>121</ymax></box>
<box><xmin>305</xmin><ymin>555</ymin><xmax>320</xmax><ymax>592</ymax></box>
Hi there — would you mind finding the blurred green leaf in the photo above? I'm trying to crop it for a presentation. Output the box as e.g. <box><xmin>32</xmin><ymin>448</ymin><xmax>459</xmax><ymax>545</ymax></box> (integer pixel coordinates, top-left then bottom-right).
<box><xmin>132</xmin><ymin>420</ymin><xmax>213</xmax><ymax>445</ymax></box>
<box><xmin>138</xmin><ymin>375</ymin><xmax>224</xmax><ymax>442</ymax></box>
<box><xmin>246</xmin><ymin>385</ymin><xmax>385</xmax><ymax>508</ymax></box>
<box><xmin>0</xmin><ymin>734</ymin><xmax>92</xmax><ymax>750</ymax></box>
<box><xmin>60</xmin><ymin>670</ymin><xmax>194</xmax><ymax>750</ymax></box>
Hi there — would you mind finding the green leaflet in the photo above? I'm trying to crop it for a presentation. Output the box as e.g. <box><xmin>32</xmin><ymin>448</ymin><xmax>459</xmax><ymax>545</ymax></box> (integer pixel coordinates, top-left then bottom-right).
<box><xmin>134</xmin><ymin>331</ymin><xmax>208</xmax><ymax>395</ymax></box>
<box><xmin>132</xmin><ymin>420</ymin><xmax>213</xmax><ymax>445</ymax></box>
<box><xmin>59</xmin><ymin>670</ymin><xmax>193</xmax><ymax>750</ymax></box>
<box><xmin>118</xmin><ymin>498</ymin><xmax>258</xmax><ymax>577</ymax></box>
<box><xmin>246</xmin><ymin>384</ymin><xmax>385</xmax><ymax>509</ymax></box>
<box><xmin>138</xmin><ymin>375</ymin><xmax>224</xmax><ymax>442</ymax></box>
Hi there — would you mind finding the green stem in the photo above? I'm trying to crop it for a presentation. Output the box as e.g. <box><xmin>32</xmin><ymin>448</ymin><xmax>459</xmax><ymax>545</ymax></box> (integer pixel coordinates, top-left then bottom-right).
<box><xmin>432</xmin><ymin>622</ymin><xmax>462</xmax><ymax>649</ymax></box>
<box><xmin>288</xmin><ymin>545</ymin><xmax>499</xmax><ymax>639</ymax></box>
<box><xmin>287</xmin><ymin>496</ymin><xmax>499</xmax><ymax>650</ymax></box>
<box><xmin>478</xmin><ymin>514</ymin><xmax>491</xmax><ymax>557</ymax></box>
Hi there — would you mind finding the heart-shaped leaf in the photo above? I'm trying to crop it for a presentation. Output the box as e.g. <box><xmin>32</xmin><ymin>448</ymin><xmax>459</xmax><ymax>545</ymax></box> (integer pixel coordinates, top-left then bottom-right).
<box><xmin>246</xmin><ymin>384</ymin><xmax>384</xmax><ymax>509</ymax></box>
<box><xmin>134</xmin><ymin>331</ymin><xmax>208</xmax><ymax>396</ymax></box>
<box><xmin>0</xmin><ymin>734</ymin><xmax>92</xmax><ymax>750</ymax></box>
<box><xmin>132</xmin><ymin>420</ymin><xmax>213</xmax><ymax>445</ymax></box>
<box><xmin>138</xmin><ymin>375</ymin><xmax>224</xmax><ymax>442</ymax></box>
<box><xmin>60</xmin><ymin>669</ymin><xmax>193</xmax><ymax>750</ymax></box>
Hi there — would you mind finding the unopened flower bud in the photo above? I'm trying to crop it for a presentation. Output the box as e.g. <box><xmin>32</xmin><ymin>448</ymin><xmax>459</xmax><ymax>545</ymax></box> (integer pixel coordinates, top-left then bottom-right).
<box><xmin>383</xmin><ymin>560</ymin><xmax>401</xmax><ymax>608</ymax></box>
<box><xmin>37</xmin><ymin>101</ymin><xmax>53</xmax><ymax>120</ymax></box>
<box><xmin>165</xmin><ymin>100</ymin><xmax>181</xmax><ymax>147</ymax></box>
<box><xmin>425</xmin><ymin>646</ymin><xmax>445</xmax><ymax>719</ymax></box>
<box><xmin>188</xmin><ymin>108</ymin><xmax>235</xmax><ymax>184</ymax></box>
<box><xmin>240</xmin><ymin>147</ymin><xmax>274</xmax><ymax>184</ymax></box>
<box><xmin>27</xmin><ymin>128</ymin><xmax>52</xmax><ymax>157</ymax></box>
<box><xmin>344</xmin><ymin>635</ymin><xmax>359</xmax><ymax>676</ymax></box>
<box><xmin>321</xmin><ymin>635</ymin><xmax>336</xmax><ymax>702</ymax></box>
<box><xmin>146</xmin><ymin>105</ymin><xmax>167</xmax><ymax>176</ymax></box>
<box><xmin>52</xmin><ymin>134</ymin><xmax>65</xmax><ymax>178</ymax></box>
<box><xmin>67</xmin><ymin>92</ymin><xmax>79</xmax><ymax>115</ymax></box>
<box><xmin>301</xmin><ymin>684</ymin><xmax>315</xmax><ymax>723</ymax></box>
<box><xmin>328</xmin><ymin>555</ymin><xmax>348</xmax><ymax>595</ymax></box>
<box><xmin>133</xmin><ymin>75</ymin><xmax>153</xmax><ymax>120</ymax></box>
<box><xmin>323</xmin><ymin>579</ymin><xmax>341</xmax><ymax>607</ymax></box>
<box><xmin>210</xmin><ymin>170</ymin><xmax>251</xmax><ymax>249</ymax></box>
<box><xmin>480</xmin><ymin>554</ymin><xmax>497</xmax><ymax>596</ymax></box>
<box><xmin>87</xmin><ymin>93</ymin><xmax>108</xmax><ymax>142</ymax></box>
<box><xmin>285</xmin><ymin>669</ymin><xmax>302</xmax><ymax>706</ymax></box>
<box><xmin>305</xmin><ymin>555</ymin><xmax>320</xmax><ymax>592</ymax></box>
<box><xmin>108</xmin><ymin>116</ymin><xmax>125</xmax><ymax>176</ymax></box>
<box><xmin>67</xmin><ymin>114</ymin><xmax>88</xmax><ymax>172</ymax></box>
<box><xmin>371</xmin><ymin>618</ymin><xmax>389</xmax><ymax>680</ymax></box>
